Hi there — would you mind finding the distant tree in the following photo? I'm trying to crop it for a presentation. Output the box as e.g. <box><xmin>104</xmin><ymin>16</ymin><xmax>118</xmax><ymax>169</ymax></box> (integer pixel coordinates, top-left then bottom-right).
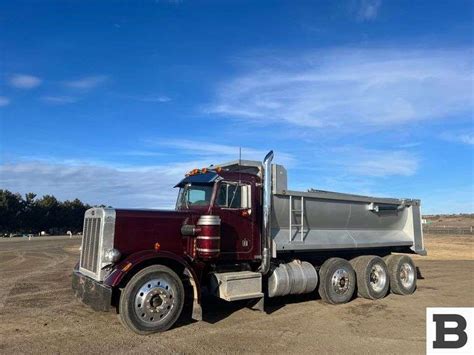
<box><xmin>21</xmin><ymin>192</ymin><xmax>38</xmax><ymax>233</ymax></box>
<box><xmin>36</xmin><ymin>195</ymin><xmax>60</xmax><ymax>232</ymax></box>
<box><xmin>0</xmin><ymin>190</ymin><xmax>92</xmax><ymax>234</ymax></box>
<box><xmin>61</xmin><ymin>198</ymin><xmax>90</xmax><ymax>232</ymax></box>
<box><xmin>0</xmin><ymin>190</ymin><xmax>23</xmax><ymax>233</ymax></box>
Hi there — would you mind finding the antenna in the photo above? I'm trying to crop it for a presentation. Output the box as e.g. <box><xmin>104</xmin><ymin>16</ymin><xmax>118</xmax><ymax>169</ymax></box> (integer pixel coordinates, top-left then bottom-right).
<box><xmin>238</xmin><ymin>147</ymin><xmax>242</xmax><ymax>183</ymax></box>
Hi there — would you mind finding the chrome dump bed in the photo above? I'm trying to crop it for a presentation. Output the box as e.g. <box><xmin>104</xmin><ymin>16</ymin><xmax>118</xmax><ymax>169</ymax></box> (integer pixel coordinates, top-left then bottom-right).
<box><xmin>272</xmin><ymin>190</ymin><xmax>424</xmax><ymax>255</ymax></box>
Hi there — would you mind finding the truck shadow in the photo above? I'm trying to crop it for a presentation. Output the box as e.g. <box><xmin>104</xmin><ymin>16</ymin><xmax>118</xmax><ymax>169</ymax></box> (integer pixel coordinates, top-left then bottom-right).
<box><xmin>174</xmin><ymin>266</ymin><xmax>425</xmax><ymax>329</ymax></box>
<box><xmin>265</xmin><ymin>293</ymin><xmax>320</xmax><ymax>314</ymax></box>
<box><xmin>201</xmin><ymin>296</ymin><xmax>252</xmax><ymax>324</ymax></box>
<box><xmin>173</xmin><ymin>294</ymin><xmax>247</xmax><ymax>328</ymax></box>
<box><xmin>175</xmin><ymin>292</ymin><xmax>321</xmax><ymax>328</ymax></box>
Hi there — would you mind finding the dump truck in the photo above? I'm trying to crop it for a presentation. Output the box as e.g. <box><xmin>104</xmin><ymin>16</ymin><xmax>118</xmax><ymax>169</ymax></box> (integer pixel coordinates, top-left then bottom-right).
<box><xmin>72</xmin><ymin>151</ymin><xmax>425</xmax><ymax>334</ymax></box>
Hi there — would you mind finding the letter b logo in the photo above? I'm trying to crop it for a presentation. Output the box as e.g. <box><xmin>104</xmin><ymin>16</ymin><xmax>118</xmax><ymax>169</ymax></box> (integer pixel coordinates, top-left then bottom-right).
<box><xmin>427</xmin><ymin>308</ymin><xmax>473</xmax><ymax>354</ymax></box>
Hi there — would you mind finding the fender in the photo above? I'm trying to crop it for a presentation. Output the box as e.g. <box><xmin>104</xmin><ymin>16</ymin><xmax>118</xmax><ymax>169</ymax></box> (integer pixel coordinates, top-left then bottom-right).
<box><xmin>105</xmin><ymin>250</ymin><xmax>202</xmax><ymax>321</ymax></box>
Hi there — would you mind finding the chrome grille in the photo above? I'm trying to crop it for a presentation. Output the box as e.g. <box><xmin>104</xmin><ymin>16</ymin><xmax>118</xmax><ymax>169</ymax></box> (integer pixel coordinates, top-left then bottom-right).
<box><xmin>78</xmin><ymin>208</ymin><xmax>116</xmax><ymax>281</ymax></box>
<box><xmin>80</xmin><ymin>217</ymin><xmax>102</xmax><ymax>274</ymax></box>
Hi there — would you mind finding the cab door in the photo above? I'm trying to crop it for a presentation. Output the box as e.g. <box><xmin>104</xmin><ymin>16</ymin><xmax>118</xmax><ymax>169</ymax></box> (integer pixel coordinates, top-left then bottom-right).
<box><xmin>214</xmin><ymin>181</ymin><xmax>256</xmax><ymax>260</ymax></box>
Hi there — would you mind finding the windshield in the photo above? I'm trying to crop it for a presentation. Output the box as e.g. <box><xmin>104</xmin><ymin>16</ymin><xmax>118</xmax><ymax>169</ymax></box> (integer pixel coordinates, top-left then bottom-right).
<box><xmin>176</xmin><ymin>184</ymin><xmax>214</xmax><ymax>209</ymax></box>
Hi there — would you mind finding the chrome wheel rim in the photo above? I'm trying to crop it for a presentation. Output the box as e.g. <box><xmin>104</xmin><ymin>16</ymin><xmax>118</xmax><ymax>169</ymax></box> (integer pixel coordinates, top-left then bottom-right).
<box><xmin>331</xmin><ymin>268</ymin><xmax>350</xmax><ymax>294</ymax></box>
<box><xmin>400</xmin><ymin>263</ymin><xmax>415</xmax><ymax>288</ymax></box>
<box><xmin>134</xmin><ymin>278</ymin><xmax>176</xmax><ymax>324</ymax></box>
<box><xmin>369</xmin><ymin>264</ymin><xmax>387</xmax><ymax>293</ymax></box>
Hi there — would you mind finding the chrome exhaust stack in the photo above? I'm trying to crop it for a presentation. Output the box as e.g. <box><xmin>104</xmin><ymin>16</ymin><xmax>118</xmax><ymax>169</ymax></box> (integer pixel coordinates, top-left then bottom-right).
<box><xmin>258</xmin><ymin>150</ymin><xmax>274</xmax><ymax>275</ymax></box>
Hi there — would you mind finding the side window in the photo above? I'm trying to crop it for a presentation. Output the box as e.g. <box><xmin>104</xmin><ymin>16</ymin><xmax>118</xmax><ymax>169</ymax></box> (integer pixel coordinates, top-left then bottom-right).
<box><xmin>217</xmin><ymin>182</ymin><xmax>251</xmax><ymax>209</ymax></box>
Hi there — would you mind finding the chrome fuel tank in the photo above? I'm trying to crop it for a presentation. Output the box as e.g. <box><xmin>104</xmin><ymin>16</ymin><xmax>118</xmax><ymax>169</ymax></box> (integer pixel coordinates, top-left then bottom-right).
<box><xmin>267</xmin><ymin>260</ymin><xmax>318</xmax><ymax>298</ymax></box>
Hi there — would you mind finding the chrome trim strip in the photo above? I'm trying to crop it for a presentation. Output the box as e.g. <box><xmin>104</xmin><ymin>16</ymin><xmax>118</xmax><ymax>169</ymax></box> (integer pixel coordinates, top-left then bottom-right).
<box><xmin>197</xmin><ymin>215</ymin><xmax>221</xmax><ymax>226</ymax></box>
<box><xmin>196</xmin><ymin>248</ymin><xmax>220</xmax><ymax>253</ymax></box>
<box><xmin>196</xmin><ymin>236</ymin><xmax>220</xmax><ymax>240</ymax></box>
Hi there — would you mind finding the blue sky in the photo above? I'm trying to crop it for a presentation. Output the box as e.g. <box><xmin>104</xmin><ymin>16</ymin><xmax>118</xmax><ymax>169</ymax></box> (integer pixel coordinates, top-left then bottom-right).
<box><xmin>0</xmin><ymin>0</ymin><xmax>472</xmax><ymax>214</ymax></box>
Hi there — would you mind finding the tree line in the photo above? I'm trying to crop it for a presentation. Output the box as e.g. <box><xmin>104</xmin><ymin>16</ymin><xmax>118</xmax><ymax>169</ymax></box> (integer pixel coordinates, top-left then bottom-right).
<box><xmin>0</xmin><ymin>189</ymin><xmax>92</xmax><ymax>235</ymax></box>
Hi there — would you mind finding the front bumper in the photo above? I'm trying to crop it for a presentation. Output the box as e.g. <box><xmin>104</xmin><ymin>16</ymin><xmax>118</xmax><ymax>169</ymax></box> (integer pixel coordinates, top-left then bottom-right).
<box><xmin>72</xmin><ymin>270</ymin><xmax>112</xmax><ymax>311</ymax></box>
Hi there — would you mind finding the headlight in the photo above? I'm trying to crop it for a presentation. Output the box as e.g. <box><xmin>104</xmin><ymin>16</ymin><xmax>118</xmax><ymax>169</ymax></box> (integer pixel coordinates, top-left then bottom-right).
<box><xmin>103</xmin><ymin>248</ymin><xmax>121</xmax><ymax>263</ymax></box>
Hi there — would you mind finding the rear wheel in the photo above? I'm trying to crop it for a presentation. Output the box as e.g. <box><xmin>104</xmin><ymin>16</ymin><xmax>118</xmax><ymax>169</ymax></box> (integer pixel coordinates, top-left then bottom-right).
<box><xmin>384</xmin><ymin>255</ymin><xmax>416</xmax><ymax>295</ymax></box>
<box><xmin>119</xmin><ymin>265</ymin><xmax>184</xmax><ymax>334</ymax></box>
<box><xmin>350</xmin><ymin>256</ymin><xmax>389</xmax><ymax>300</ymax></box>
<box><xmin>318</xmin><ymin>258</ymin><xmax>356</xmax><ymax>304</ymax></box>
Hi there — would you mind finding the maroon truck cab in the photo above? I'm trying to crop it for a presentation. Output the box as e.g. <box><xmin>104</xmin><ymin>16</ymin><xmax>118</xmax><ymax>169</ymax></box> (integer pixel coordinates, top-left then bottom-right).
<box><xmin>113</xmin><ymin>171</ymin><xmax>262</xmax><ymax>263</ymax></box>
<box><xmin>72</xmin><ymin>169</ymin><xmax>264</xmax><ymax>333</ymax></box>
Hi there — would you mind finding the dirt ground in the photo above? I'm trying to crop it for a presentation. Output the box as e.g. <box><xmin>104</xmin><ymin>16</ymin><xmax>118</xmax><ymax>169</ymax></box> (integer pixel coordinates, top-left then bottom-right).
<box><xmin>424</xmin><ymin>214</ymin><xmax>473</xmax><ymax>228</ymax></box>
<box><xmin>0</xmin><ymin>234</ymin><xmax>472</xmax><ymax>354</ymax></box>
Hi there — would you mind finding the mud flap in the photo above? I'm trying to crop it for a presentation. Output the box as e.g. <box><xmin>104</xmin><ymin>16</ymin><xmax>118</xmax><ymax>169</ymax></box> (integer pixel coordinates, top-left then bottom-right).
<box><xmin>184</xmin><ymin>268</ymin><xmax>202</xmax><ymax>321</ymax></box>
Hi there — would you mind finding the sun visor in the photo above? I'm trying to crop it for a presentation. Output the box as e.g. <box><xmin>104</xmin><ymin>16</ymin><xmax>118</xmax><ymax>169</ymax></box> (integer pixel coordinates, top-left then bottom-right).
<box><xmin>174</xmin><ymin>172</ymin><xmax>221</xmax><ymax>187</ymax></box>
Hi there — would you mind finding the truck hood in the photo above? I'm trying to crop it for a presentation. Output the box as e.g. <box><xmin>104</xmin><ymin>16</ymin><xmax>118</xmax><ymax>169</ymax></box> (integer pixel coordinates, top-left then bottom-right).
<box><xmin>113</xmin><ymin>208</ymin><xmax>194</xmax><ymax>257</ymax></box>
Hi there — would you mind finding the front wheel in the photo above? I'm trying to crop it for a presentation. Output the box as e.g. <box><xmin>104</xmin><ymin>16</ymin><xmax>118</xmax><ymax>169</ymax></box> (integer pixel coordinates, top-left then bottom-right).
<box><xmin>119</xmin><ymin>265</ymin><xmax>184</xmax><ymax>334</ymax></box>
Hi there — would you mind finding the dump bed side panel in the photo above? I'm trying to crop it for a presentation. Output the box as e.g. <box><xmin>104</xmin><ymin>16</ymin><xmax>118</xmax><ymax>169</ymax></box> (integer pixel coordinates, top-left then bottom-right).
<box><xmin>271</xmin><ymin>192</ymin><xmax>425</xmax><ymax>255</ymax></box>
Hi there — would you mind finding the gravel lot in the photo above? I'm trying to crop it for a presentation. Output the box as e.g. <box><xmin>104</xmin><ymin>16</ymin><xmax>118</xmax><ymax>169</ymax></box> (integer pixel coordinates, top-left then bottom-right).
<box><xmin>0</xmin><ymin>235</ymin><xmax>472</xmax><ymax>354</ymax></box>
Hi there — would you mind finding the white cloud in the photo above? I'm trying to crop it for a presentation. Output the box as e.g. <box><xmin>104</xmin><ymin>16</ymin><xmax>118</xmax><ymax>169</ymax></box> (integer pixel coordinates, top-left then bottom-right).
<box><xmin>154</xmin><ymin>139</ymin><xmax>295</xmax><ymax>166</ymax></box>
<box><xmin>347</xmin><ymin>152</ymin><xmax>418</xmax><ymax>177</ymax></box>
<box><xmin>0</xmin><ymin>137</ymin><xmax>295</xmax><ymax>209</ymax></box>
<box><xmin>0</xmin><ymin>160</ymin><xmax>190</xmax><ymax>209</ymax></box>
<box><xmin>295</xmin><ymin>146</ymin><xmax>420</xmax><ymax>199</ymax></box>
<box><xmin>65</xmin><ymin>75</ymin><xmax>108</xmax><ymax>90</ymax></box>
<box><xmin>458</xmin><ymin>134</ymin><xmax>474</xmax><ymax>145</ymax></box>
<box><xmin>40</xmin><ymin>96</ymin><xmax>79</xmax><ymax>104</ymax></box>
<box><xmin>440</xmin><ymin>131</ymin><xmax>474</xmax><ymax>145</ymax></box>
<box><xmin>137</xmin><ymin>95</ymin><xmax>172</xmax><ymax>103</ymax></box>
<box><xmin>0</xmin><ymin>139</ymin><xmax>294</xmax><ymax>208</ymax></box>
<box><xmin>161</xmin><ymin>139</ymin><xmax>262</xmax><ymax>156</ymax></box>
<box><xmin>328</xmin><ymin>147</ymin><xmax>419</xmax><ymax>177</ymax></box>
<box><xmin>398</xmin><ymin>142</ymin><xmax>421</xmax><ymax>149</ymax></box>
<box><xmin>0</xmin><ymin>96</ymin><xmax>10</xmax><ymax>107</ymax></box>
<box><xmin>9</xmin><ymin>74</ymin><xmax>42</xmax><ymax>89</ymax></box>
<box><xmin>207</xmin><ymin>48</ymin><xmax>473</xmax><ymax>131</ymax></box>
<box><xmin>355</xmin><ymin>0</ymin><xmax>381</xmax><ymax>21</ymax></box>
<box><xmin>120</xmin><ymin>150</ymin><xmax>168</xmax><ymax>157</ymax></box>
<box><xmin>421</xmin><ymin>185</ymin><xmax>474</xmax><ymax>214</ymax></box>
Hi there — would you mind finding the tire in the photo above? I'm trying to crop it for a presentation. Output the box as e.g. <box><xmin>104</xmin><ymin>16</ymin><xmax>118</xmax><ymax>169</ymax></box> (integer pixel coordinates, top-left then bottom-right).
<box><xmin>119</xmin><ymin>265</ymin><xmax>184</xmax><ymax>334</ymax></box>
<box><xmin>350</xmin><ymin>256</ymin><xmax>389</xmax><ymax>300</ymax></box>
<box><xmin>318</xmin><ymin>258</ymin><xmax>356</xmax><ymax>304</ymax></box>
<box><xmin>383</xmin><ymin>255</ymin><xmax>416</xmax><ymax>295</ymax></box>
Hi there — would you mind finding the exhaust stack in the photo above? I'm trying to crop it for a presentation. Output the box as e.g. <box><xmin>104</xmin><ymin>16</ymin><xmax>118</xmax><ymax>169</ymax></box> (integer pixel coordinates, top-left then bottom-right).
<box><xmin>258</xmin><ymin>150</ymin><xmax>274</xmax><ymax>275</ymax></box>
